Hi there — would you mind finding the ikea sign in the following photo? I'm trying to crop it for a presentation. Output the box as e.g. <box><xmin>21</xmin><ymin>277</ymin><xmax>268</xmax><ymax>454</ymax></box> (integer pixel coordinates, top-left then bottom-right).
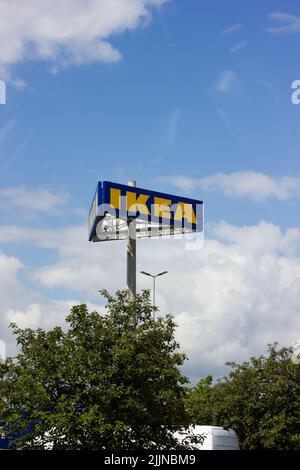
<box><xmin>89</xmin><ymin>181</ymin><xmax>203</xmax><ymax>241</ymax></box>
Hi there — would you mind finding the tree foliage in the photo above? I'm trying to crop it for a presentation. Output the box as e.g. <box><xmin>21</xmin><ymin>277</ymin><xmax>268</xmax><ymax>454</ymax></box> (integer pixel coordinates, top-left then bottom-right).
<box><xmin>0</xmin><ymin>289</ymin><xmax>194</xmax><ymax>449</ymax></box>
<box><xmin>186</xmin><ymin>343</ymin><xmax>300</xmax><ymax>450</ymax></box>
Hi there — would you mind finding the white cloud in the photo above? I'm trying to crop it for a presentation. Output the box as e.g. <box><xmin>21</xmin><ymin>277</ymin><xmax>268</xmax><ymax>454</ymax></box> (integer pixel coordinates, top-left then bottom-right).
<box><xmin>0</xmin><ymin>251</ymin><xmax>30</xmax><ymax>353</ymax></box>
<box><xmin>0</xmin><ymin>246</ymin><xmax>104</xmax><ymax>356</ymax></box>
<box><xmin>216</xmin><ymin>69</ymin><xmax>238</xmax><ymax>92</ymax></box>
<box><xmin>1</xmin><ymin>219</ymin><xmax>300</xmax><ymax>382</ymax></box>
<box><xmin>157</xmin><ymin>175</ymin><xmax>194</xmax><ymax>193</ymax></box>
<box><xmin>0</xmin><ymin>79</ymin><xmax>6</xmax><ymax>104</ymax></box>
<box><xmin>0</xmin><ymin>65</ymin><xmax>26</xmax><ymax>89</ymax></box>
<box><xmin>158</xmin><ymin>171</ymin><xmax>300</xmax><ymax>201</ymax></box>
<box><xmin>214</xmin><ymin>220</ymin><xmax>300</xmax><ymax>256</ymax></box>
<box><xmin>0</xmin><ymin>186</ymin><xmax>70</xmax><ymax>213</ymax></box>
<box><xmin>167</xmin><ymin>107</ymin><xmax>182</xmax><ymax>148</ymax></box>
<box><xmin>7</xmin><ymin>299</ymin><xmax>103</xmax><ymax>330</ymax></box>
<box><xmin>266</xmin><ymin>11</ymin><xmax>300</xmax><ymax>33</ymax></box>
<box><xmin>168</xmin><ymin>222</ymin><xmax>300</xmax><ymax>379</ymax></box>
<box><xmin>0</xmin><ymin>223</ymin><xmax>125</xmax><ymax>293</ymax></box>
<box><xmin>200</xmin><ymin>172</ymin><xmax>300</xmax><ymax>201</ymax></box>
<box><xmin>0</xmin><ymin>251</ymin><xmax>24</xmax><ymax>292</ymax></box>
<box><xmin>220</xmin><ymin>23</ymin><xmax>243</xmax><ymax>36</ymax></box>
<box><xmin>0</xmin><ymin>0</ymin><xmax>167</xmax><ymax>80</ymax></box>
<box><xmin>7</xmin><ymin>303</ymin><xmax>42</xmax><ymax>329</ymax></box>
<box><xmin>292</xmin><ymin>339</ymin><xmax>300</xmax><ymax>364</ymax></box>
<box><xmin>229</xmin><ymin>41</ymin><xmax>247</xmax><ymax>54</ymax></box>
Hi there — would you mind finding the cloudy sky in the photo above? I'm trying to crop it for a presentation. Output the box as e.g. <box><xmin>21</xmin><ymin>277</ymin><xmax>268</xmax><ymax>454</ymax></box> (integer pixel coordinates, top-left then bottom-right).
<box><xmin>1</xmin><ymin>0</ymin><xmax>300</xmax><ymax>384</ymax></box>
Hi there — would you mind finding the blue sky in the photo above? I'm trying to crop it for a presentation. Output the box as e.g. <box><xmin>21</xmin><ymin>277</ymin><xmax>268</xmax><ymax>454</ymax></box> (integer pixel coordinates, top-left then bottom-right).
<box><xmin>1</xmin><ymin>1</ymin><xmax>300</xmax><ymax>224</ymax></box>
<box><xmin>1</xmin><ymin>0</ymin><xmax>300</xmax><ymax>381</ymax></box>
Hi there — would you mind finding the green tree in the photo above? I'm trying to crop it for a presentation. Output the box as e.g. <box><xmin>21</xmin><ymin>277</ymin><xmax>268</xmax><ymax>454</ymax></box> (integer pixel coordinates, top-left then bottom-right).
<box><xmin>185</xmin><ymin>375</ymin><xmax>214</xmax><ymax>425</ymax></box>
<box><xmin>186</xmin><ymin>344</ymin><xmax>300</xmax><ymax>450</ymax></box>
<box><xmin>0</xmin><ymin>290</ymin><xmax>196</xmax><ymax>450</ymax></box>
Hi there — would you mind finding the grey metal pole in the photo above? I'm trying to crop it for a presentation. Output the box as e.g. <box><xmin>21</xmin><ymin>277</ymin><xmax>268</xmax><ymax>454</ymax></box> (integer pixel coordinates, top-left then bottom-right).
<box><xmin>127</xmin><ymin>181</ymin><xmax>136</xmax><ymax>299</ymax></box>
<box><xmin>140</xmin><ymin>270</ymin><xmax>168</xmax><ymax>319</ymax></box>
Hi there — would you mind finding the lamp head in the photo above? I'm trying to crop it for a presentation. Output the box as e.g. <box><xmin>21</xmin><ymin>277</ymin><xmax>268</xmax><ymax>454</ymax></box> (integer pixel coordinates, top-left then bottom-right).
<box><xmin>157</xmin><ymin>271</ymin><xmax>168</xmax><ymax>277</ymax></box>
<box><xmin>140</xmin><ymin>271</ymin><xmax>152</xmax><ymax>277</ymax></box>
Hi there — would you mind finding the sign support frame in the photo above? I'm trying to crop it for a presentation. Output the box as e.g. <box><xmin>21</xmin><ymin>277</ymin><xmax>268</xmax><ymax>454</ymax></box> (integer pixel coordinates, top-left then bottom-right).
<box><xmin>127</xmin><ymin>181</ymin><xmax>136</xmax><ymax>299</ymax></box>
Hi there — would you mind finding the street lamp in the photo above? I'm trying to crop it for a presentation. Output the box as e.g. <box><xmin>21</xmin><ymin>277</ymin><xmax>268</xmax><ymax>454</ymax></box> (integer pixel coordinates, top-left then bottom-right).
<box><xmin>140</xmin><ymin>270</ymin><xmax>168</xmax><ymax>319</ymax></box>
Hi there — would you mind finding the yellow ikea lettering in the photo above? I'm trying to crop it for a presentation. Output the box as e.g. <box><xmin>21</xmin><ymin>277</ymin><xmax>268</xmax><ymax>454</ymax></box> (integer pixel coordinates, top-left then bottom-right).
<box><xmin>174</xmin><ymin>202</ymin><xmax>197</xmax><ymax>224</ymax></box>
<box><xmin>126</xmin><ymin>191</ymin><xmax>150</xmax><ymax>216</ymax></box>
<box><xmin>110</xmin><ymin>188</ymin><xmax>121</xmax><ymax>209</ymax></box>
<box><xmin>153</xmin><ymin>197</ymin><xmax>172</xmax><ymax>219</ymax></box>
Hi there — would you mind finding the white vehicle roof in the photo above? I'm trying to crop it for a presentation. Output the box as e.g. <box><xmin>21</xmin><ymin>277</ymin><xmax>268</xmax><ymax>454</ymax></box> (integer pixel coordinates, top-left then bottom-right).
<box><xmin>193</xmin><ymin>425</ymin><xmax>235</xmax><ymax>433</ymax></box>
<box><xmin>174</xmin><ymin>425</ymin><xmax>240</xmax><ymax>450</ymax></box>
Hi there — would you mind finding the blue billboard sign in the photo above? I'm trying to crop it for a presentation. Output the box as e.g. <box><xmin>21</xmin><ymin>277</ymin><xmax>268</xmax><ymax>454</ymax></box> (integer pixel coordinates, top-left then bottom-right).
<box><xmin>89</xmin><ymin>181</ymin><xmax>203</xmax><ymax>241</ymax></box>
